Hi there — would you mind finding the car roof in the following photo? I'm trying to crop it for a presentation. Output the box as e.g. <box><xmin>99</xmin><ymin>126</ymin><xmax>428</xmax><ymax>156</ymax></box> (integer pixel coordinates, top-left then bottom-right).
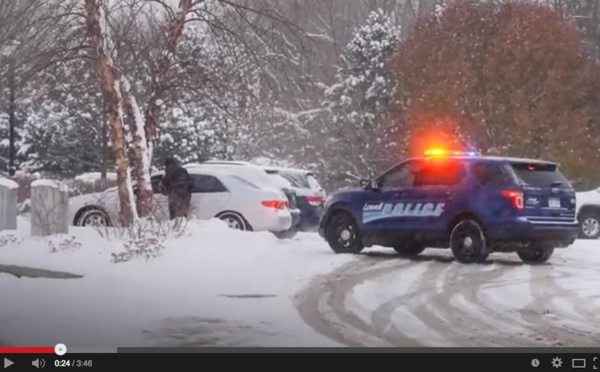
<box><xmin>200</xmin><ymin>160</ymin><xmax>255</xmax><ymax>167</ymax></box>
<box><xmin>185</xmin><ymin>162</ymin><xmax>281</xmax><ymax>186</ymax></box>
<box><xmin>152</xmin><ymin>166</ymin><xmax>234</xmax><ymax>178</ymax></box>
<box><xmin>405</xmin><ymin>155</ymin><xmax>558</xmax><ymax>165</ymax></box>
<box><xmin>260</xmin><ymin>165</ymin><xmax>314</xmax><ymax>176</ymax></box>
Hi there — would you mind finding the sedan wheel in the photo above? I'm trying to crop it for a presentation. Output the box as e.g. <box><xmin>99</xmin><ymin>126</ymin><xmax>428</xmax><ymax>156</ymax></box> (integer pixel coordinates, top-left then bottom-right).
<box><xmin>218</xmin><ymin>213</ymin><xmax>247</xmax><ymax>231</ymax></box>
<box><xmin>78</xmin><ymin>209</ymin><xmax>110</xmax><ymax>227</ymax></box>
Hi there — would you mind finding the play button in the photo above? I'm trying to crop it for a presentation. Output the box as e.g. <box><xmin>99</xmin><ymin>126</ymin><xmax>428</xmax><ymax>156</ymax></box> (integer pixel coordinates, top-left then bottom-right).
<box><xmin>3</xmin><ymin>358</ymin><xmax>13</xmax><ymax>368</ymax></box>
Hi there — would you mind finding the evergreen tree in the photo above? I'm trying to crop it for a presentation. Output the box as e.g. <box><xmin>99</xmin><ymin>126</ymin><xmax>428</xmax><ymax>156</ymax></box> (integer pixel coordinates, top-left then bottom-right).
<box><xmin>321</xmin><ymin>9</ymin><xmax>401</xmax><ymax>187</ymax></box>
<box><xmin>154</xmin><ymin>24</ymin><xmax>266</xmax><ymax>165</ymax></box>
<box><xmin>18</xmin><ymin>54</ymin><xmax>110</xmax><ymax>177</ymax></box>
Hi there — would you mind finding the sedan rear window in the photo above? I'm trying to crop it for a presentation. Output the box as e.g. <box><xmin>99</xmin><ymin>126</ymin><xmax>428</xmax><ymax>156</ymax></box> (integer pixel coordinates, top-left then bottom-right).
<box><xmin>280</xmin><ymin>172</ymin><xmax>311</xmax><ymax>188</ymax></box>
<box><xmin>228</xmin><ymin>175</ymin><xmax>259</xmax><ymax>189</ymax></box>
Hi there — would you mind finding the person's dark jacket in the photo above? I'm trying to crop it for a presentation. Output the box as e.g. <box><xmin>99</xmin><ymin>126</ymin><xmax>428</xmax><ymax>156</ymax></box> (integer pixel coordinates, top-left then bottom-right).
<box><xmin>161</xmin><ymin>158</ymin><xmax>191</xmax><ymax>196</ymax></box>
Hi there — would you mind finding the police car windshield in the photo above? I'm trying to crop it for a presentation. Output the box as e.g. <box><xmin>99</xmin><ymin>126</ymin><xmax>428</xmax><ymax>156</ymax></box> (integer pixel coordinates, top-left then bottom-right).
<box><xmin>510</xmin><ymin>162</ymin><xmax>569</xmax><ymax>187</ymax></box>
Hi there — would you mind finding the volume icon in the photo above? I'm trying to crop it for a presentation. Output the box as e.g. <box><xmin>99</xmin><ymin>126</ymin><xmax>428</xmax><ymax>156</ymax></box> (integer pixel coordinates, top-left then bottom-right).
<box><xmin>32</xmin><ymin>358</ymin><xmax>46</xmax><ymax>368</ymax></box>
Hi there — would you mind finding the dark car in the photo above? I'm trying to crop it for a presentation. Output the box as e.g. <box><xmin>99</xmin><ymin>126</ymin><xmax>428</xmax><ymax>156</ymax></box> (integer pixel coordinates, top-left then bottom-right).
<box><xmin>262</xmin><ymin>166</ymin><xmax>326</xmax><ymax>232</ymax></box>
<box><xmin>318</xmin><ymin>150</ymin><xmax>579</xmax><ymax>264</ymax></box>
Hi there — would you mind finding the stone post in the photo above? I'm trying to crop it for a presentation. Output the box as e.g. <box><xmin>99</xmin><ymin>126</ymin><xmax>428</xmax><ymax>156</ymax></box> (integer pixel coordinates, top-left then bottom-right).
<box><xmin>0</xmin><ymin>178</ymin><xmax>18</xmax><ymax>232</ymax></box>
<box><xmin>30</xmin><ymin>179</ymin><xmax>69</xmax><ymax>236</ymax></box>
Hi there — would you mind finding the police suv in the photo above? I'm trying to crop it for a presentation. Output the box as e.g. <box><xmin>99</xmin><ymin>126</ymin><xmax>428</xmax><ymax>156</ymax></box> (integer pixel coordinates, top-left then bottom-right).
<box><xmin>318</xmin><ymin>149</ymin><xmax>579</xmax><ymax>264</ymax></box>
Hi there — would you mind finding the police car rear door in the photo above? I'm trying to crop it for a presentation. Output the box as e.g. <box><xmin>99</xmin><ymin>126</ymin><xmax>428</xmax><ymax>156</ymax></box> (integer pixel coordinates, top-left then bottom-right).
<box><xmin>408</xmin><ymin>158</ymin><xmax>467</xmax><ymax>232</ymax></box>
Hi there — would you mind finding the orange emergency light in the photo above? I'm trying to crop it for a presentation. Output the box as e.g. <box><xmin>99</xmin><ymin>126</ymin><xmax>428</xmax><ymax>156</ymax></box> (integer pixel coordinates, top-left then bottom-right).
<box><xmin>424</xmin><ymin>148</ymin><xmax>480</xmax><ymax>157</ymax></box>
<box><xmin>424</xmin><ymin>148</ymin><xmax>446</xmax><ymax>156</ymax></box>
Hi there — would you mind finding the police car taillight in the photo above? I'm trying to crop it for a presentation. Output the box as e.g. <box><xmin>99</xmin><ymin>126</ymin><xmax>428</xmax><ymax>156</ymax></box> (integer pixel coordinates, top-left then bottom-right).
<box><xmin>501</xmin><ymin>190</ymin><xmax>524</xmax><ymax>210</ymax></box>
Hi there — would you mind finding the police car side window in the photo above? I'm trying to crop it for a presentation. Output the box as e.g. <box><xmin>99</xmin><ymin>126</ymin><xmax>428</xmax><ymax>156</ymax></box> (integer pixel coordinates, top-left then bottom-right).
<box><xmin>414</xmin><ymin>161</ymin><xmax>465</xmax><ymax>187</ymax></box>
<box><xmin>379</xmin><ymin>162</ymin><xmax>418</xmax><ymax>188</ymax></box>
<box><xmin>474</xmin><ymin>163</ymin><xmax>514</xmax><ymax>186</ymax></box>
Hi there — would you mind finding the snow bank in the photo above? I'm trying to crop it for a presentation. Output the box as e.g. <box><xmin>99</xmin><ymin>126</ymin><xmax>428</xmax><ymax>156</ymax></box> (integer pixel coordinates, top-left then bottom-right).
<box><xmin>0</xmin><ymin>177</ymin><xmax>18</xmax><ymax>190</ymax></box>
<box><xmin>74</xmin><ymin>172</ymin><xmax>117</xmax><ymax>184</ymax></box>
<box><xmin>0</xmin><ymin>218</ymin><xmax>354</xmax><ymax>347</ymax></box>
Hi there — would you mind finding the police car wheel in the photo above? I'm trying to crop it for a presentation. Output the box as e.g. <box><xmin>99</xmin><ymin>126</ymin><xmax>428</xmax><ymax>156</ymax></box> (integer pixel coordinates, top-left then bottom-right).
<box><xmin>325</xmin><ymin>212</ymin><xmax>364</xmax><ymax>254</ymax></box>
<box><xmin>516</xmin><ymin>244</ymin><xmax>554</xmax><ymax>264</ymax></box>
<box><xmin>393</xmin><ymin>244</ymin><xmax>426</xmax><ymax>256</ymax></box>
<box><xmin>450</xmin><ymin>220</ymin><xmax>489</xmax><ymax>264</ymax></box>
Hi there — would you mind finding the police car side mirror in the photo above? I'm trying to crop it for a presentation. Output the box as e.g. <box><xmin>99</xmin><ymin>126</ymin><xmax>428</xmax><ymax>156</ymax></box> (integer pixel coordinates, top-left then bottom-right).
<box><xmin>360</xmin><ymin>179</ymin><xmax>379</xmax><ymax>190</ymax></box>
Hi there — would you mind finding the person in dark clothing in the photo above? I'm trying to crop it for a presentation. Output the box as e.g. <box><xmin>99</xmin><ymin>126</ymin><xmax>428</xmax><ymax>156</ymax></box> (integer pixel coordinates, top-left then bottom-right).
<box><xmin>161</xmin><ymin>157</ymin><xmax>192</xmax><ymax>219</ymax></box>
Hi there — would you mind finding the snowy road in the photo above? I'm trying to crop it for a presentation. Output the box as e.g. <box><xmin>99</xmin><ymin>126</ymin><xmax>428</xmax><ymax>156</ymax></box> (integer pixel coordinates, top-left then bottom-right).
<box><xmin>2</xmin><ymin>217</ymin><xmax>600</xmax><ymax>347</ymax></box>
<box><xmin>296</xmin><ymin>242</ymin><xmax>600</xmax><ymax>347</ymax></box>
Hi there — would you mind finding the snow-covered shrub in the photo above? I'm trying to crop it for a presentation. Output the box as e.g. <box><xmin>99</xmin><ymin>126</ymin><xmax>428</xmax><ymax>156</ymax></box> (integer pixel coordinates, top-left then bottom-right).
<box><xmin>0</xmin><ymin>234</ymin><xmax>18</xmax><ymax>248</ymax></box>
<box><xmin>87</xmin><ymin>196</ymin><xmax>189</xmax><ymax>263</ymax></box>
<box><xmin>111</xmin><ymin>237</ymin><xmax>164</xmax><ymax>263</ymax></box>
<box><xmin>107</xmin><ymin>218</ymin><xmax>189</xmax><ymax>263</ymax></box>
<box><xmin>47</xmin><ymin>236</ymin><xmax>82</xmax><ymax>253</ymax></box>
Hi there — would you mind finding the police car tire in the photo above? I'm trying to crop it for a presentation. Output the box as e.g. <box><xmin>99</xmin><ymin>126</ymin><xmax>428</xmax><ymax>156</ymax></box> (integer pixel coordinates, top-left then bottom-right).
<box><xmin>324</xmin><ymin>212</ymin><xmax>364</xmax><ymax>254</ymax></box>
<box><xmin>450</xmin><ymin>219</ymin><xmax>489</xmax><ymax>264</ymax></box>
<box><xmin>516</xmin><ymin>244</ymin><xmax>554</xmax><ymax>264</ymax></box>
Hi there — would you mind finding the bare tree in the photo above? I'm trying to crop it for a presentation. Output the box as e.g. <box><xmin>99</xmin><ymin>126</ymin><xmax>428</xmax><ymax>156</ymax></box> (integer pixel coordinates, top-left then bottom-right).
<box><xmin>84</xmin><ymin>0</ymin><xmax>137</xmax><ymax>225</ymax></box>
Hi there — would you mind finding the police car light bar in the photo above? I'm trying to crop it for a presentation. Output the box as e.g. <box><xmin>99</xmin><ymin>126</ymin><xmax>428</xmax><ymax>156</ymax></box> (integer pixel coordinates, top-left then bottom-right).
<box><xmin>424</xmin><ymin>148</ymin><xmax>480</xmax><ymax>157</ymax></box>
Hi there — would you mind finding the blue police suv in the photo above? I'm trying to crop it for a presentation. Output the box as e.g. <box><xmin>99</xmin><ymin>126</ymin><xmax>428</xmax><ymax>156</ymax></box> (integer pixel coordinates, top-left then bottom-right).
<box><xmin>318</xmin><ymin>149</ymin><xmax>579</xmax><ymax>264</ymax></box>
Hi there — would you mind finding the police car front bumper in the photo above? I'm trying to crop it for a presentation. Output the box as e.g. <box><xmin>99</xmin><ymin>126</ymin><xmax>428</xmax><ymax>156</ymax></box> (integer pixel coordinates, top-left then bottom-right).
<box><xmin>318</xmin><ymin>215</ymin><xmax>327</xmax><ymax>238</ymax></box>
<box><xmin>487</xmin><ymin>217</ymin><xmax>579</xmax><ymax>246</ymax></box>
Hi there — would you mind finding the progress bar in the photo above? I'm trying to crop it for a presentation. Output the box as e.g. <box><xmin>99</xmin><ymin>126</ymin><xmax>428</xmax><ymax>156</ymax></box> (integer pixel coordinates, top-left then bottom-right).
<box><xmin>68</xmin><ymin>347</ymin><xmax>117</xmax><ymax>354</ymax></box>
<box><xmin>0</xmin><ymin>345</ymin><xmax>117</xmax><ymax>354</ymax></box>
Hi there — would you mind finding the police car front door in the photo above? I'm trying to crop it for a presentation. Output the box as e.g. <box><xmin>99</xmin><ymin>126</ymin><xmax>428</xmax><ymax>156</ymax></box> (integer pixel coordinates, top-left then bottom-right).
<box><xmin>408</xmin><ymin>159</ymin><xmax>467</xmax><ymax>232</ymax></box>
<box><xmin>362</xmin><ymin>160</ymin><xmax>419</xmax><ymax>231</ymax></box>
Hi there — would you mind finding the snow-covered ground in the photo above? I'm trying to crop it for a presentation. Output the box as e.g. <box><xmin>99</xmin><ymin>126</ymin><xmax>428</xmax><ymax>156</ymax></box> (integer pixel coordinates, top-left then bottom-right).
<box><xmin>2</xmin><ymin>216</ymin><xmax>600</xmax><ymax>348</ymax></box>
<box><xmin>297</xmin><ymin>241</ymin><xmax>600</xmax><ymax>347</ymax></box>
<box><xmin>0</xmin><ymin>217</ymin><xmax>354</xmax><ymax>347</ymax></box>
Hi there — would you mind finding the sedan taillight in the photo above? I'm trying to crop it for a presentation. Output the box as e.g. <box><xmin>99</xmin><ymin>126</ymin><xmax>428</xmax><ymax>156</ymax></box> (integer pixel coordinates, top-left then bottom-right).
<box><xmin>262</xmin><ymin>200</ymin><xmax>288</xmax><ymax>210</ymax></box>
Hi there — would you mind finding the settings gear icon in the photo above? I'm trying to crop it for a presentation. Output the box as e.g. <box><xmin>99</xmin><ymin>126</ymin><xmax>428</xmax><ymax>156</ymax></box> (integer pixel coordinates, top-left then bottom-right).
<box><xmin>552</xmin><ymin>357</ymin><xmax>563</xmax><ymax>368</ymax></box>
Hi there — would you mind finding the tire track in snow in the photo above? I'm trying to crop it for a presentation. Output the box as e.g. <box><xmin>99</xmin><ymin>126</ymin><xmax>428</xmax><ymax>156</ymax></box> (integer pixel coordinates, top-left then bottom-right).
<box><xmin>295</xmin><ymin>256</ymin><xmax>422</xmax><ymax>347</ymax></box>
<box><xmin>296</xmin><ymin>251</ymin><xmax>600</xmax><ymax>347</ymax></box>
<box><xmin>518</xmin><ymin>266</ymin><xmax>600</xmax><ymax>346</ymax></box>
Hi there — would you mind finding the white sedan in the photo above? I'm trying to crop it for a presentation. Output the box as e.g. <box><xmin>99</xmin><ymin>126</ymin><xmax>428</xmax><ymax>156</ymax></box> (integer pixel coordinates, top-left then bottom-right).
<box><xmin>68</xmin><ymin>165</ymin><xmax>293</xmax><ymax>232</ymax></box>
<box><xmin>576</xmin><ymin>186</ymin><xmax>600</xmax><ymax>239</ymax></box>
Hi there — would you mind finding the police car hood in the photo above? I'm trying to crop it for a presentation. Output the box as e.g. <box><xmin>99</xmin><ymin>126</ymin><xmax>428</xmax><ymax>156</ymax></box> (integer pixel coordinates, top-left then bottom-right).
<box><xmin>330</xmin><ymin>187</ymin><xmax>363</xmax><ymax>197</ymax></box>
<box><xmin>325</xmin><ymin>187</ymin><xmax>363</xmax><ymax>205</ymax></box>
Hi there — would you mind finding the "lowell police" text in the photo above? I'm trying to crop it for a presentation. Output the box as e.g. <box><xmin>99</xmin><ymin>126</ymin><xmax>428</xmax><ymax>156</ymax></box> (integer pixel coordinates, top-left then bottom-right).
<box><xmin>362</xmin><ymin>202</ymin><xmax>445</xmax><ymax>217</ymax></box>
